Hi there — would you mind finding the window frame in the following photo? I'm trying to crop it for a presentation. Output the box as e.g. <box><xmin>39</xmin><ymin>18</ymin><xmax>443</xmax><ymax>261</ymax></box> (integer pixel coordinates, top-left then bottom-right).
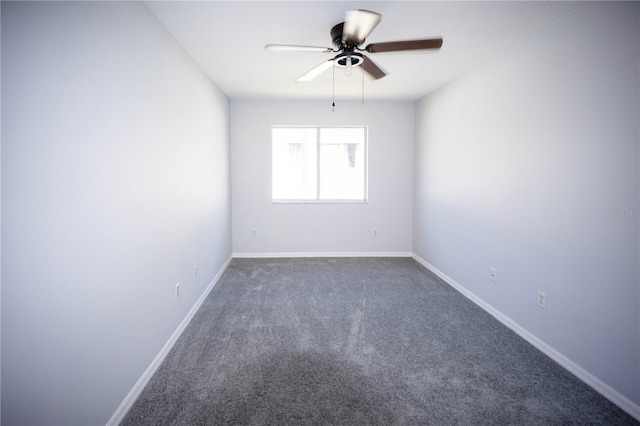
<box><xmin>271</xmin><ymin>125</ymin><xmax>368</xmax><ymax>204</ymax></box>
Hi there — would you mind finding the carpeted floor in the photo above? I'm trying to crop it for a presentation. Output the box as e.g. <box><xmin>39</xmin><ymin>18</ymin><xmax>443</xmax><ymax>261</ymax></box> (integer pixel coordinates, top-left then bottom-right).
<box><xmin>122</xmin><ymin>257</ymin><xmax>637</xmax><ymax>425</ymax></box>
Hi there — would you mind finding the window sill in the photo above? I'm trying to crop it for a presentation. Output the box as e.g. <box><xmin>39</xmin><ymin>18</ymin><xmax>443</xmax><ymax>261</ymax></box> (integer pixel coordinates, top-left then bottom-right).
<box><xmin>272</xmin><ymin>200</ymin><xmax>368</xmax><ymax>204</ymax></box>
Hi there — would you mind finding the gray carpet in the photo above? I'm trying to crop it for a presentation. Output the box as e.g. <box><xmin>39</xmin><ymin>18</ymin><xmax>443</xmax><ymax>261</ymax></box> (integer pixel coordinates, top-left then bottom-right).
<box><xmin>122</xmin><ymin>257</ymin><xmax>637</xmax><ymax>425</ymax></box>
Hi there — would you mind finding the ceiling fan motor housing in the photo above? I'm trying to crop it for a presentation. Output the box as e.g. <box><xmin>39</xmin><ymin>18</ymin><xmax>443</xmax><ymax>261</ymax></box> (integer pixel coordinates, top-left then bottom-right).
<box><xmin>331</xmin><ymin>22</ymin><xmax>360</xmax><ymax>51</ymax></box>
<box><xmin>331</xmin><ymin>23</ymin><xmax>346</xmax><ymax>49</ymax></box>
<box><xmin>331</xmin><ymin>22</ymin><xmax>364</xmax><ymax>68</ymax></box>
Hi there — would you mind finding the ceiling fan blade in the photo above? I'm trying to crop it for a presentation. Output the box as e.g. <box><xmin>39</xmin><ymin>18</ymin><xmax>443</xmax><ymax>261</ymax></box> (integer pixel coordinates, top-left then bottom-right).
<box><xmin>366</xmin><ymin>38</ymin><xmax>443</xmax><ymax>53</ymax></box>
<box><xmin>296</xmin><ymin>59</ymin><xmax>334</xmax><ymax>82</ymax></box>
<box><xmin>265</xmin><ymin>44</ymin><xmax>334</xmax><ymax>53</ymax></box>
<box><xmin>342</xmin><ymin>9</ymin><xmax>382</xmax><ymax>45</ymax></box>
<box><xmin>362</xmin><ymin>56</ymin><xmax>386</xmax><ymax>80</ymax></box>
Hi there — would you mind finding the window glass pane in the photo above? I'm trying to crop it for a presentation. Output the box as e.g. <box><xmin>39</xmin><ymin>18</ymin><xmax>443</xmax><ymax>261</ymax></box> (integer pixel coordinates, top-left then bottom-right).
<box><xmin>272</xmin><ymin>126</ymin><xmax>367</xmax><ymax>202</ymax></box>
<box><xmin>272</xmin><ymin>128</ymin><xmax>318</xmax><ymax>200</ymax></box>
<box><xmin>319</xmin><ymin>128</ymin><xmax>365</xmax><ymax>200</ymax></box>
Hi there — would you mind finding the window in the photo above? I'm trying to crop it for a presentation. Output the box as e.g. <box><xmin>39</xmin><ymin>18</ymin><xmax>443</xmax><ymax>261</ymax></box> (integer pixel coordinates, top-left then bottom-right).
<box><xmin>272</xmin><ymin>126</ymin><xmax>367</xmax><ymax>202</ymax></box>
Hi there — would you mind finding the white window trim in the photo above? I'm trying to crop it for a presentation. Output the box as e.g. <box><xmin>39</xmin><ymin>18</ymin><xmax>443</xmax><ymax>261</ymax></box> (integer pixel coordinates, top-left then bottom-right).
<box><xmin>271</xmin><ymin>125</ymin><xmax>368</xmax><ymax>204</ymax></box>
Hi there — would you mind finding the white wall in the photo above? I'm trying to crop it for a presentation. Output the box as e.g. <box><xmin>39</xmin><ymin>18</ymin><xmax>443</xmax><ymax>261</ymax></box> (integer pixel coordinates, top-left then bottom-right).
<box><xmin>1</xmin><ymin>2</ymin><xmax>231</xmax><ymax>424</ymax></box>
<box><xmin>231</xmin><ymin>100</ymin><xmax>414</xmax><ymax>255</ymax></box>
<box><xmin>414</xmin><ymin>1</ymin><xmax>639</xmax><ymax>413</ymax></box>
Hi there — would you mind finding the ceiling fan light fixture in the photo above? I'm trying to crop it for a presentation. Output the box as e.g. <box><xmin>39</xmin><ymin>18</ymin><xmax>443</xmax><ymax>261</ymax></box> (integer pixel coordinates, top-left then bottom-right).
<box><xmin>334</xmin><ymin>52</ymin><xmax>363</xmax><ymax>77</ymax></box>
<box><xmin>334</xmin><ymin>52</ymin><xmax>363</xmax><ymax>69</ymax></box>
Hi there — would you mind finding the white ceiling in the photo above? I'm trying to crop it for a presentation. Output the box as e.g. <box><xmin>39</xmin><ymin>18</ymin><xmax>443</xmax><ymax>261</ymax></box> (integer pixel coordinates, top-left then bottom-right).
<box><xmin>145</xmin><ymin>1</ymin><xmax>582</xmax><ymax>101</ymax></box>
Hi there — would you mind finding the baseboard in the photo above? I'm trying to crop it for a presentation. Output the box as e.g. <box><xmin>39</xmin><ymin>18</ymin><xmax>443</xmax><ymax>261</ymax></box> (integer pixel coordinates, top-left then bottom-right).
<box><xmin>106</xmin><ymin>255</ymin><xmax>233</xmax><ymax>426</ymax></box>
<box><xmin>411</xmin><ymin>254</ymin><xmax>640</xmax><ymax>422</ymax></box>
<box><xmin>233</xmin><ymin>251</ymin><xmax>413</xmax><ymax>258</ymax></box>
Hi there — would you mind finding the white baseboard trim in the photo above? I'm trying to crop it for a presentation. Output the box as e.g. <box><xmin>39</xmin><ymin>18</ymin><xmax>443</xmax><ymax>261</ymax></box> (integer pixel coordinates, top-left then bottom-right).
<box><xmin>106</xmin><ymin>255</ymin><xmax>233</xmax><ymax>426</ymax></box>
<box><xmin>411</xmin><ymin>254</ymin><xmax>640</xmax><ymax>422</ymax></box>
<box><xmin>232</xmin><ymin>251</ymin><xmax>413</xmax><ymax>258</ymax></box>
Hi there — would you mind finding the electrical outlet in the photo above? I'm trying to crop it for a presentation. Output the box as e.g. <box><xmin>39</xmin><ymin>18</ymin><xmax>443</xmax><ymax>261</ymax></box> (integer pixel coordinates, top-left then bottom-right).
<box><xmin>193</xmin><ymin>265</ymin><xmax>198</xmax><ymax>280</ymax></box>
<box><xmin>490</xmin><ymin>268</ymin><xmax>498</xmax><ymax>283</ymax></box>
<box><xmin>537</xmin><ymin>291</ymin><xmax>547</xmax><ymax>309</ymax></box>
<box><xmin>252</xmin><ymin>229</ymin><xmax>257</xmax><ymax>237</ymax></box>
<box><xmin>175</xmin><ymin>282</ymin><xmax>180</xmax><ymax>299</ymax></box>
<box><xmin>373</xmin><ymin>229</ymin><xmax>377</xmax><ymax>237</ymax></box>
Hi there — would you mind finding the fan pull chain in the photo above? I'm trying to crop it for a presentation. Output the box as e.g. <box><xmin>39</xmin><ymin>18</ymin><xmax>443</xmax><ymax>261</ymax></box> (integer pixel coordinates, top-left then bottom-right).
<box><xmin>362</xmin><ymin>64</ymin><xmax>365</xmax><ymax>108</ymax></box>
<box><xmin>332</xmin><ymin>61</ymin><xmax>335</xmax><ymax>112</ymax></box>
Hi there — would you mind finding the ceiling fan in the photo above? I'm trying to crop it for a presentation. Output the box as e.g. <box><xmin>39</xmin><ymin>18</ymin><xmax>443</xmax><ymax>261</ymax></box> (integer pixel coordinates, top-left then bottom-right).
<box><xmin>265</xmin><ymin>9</ymin><xmax>443</xmax><ymax>82</ymax></box>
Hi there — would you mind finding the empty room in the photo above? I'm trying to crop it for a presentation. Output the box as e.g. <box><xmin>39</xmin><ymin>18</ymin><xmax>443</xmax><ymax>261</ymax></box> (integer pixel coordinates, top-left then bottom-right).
<box><xmin>1</xmin><ymin>1</ymin><xmax>638</xmax><ymax>425</ymax></box>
